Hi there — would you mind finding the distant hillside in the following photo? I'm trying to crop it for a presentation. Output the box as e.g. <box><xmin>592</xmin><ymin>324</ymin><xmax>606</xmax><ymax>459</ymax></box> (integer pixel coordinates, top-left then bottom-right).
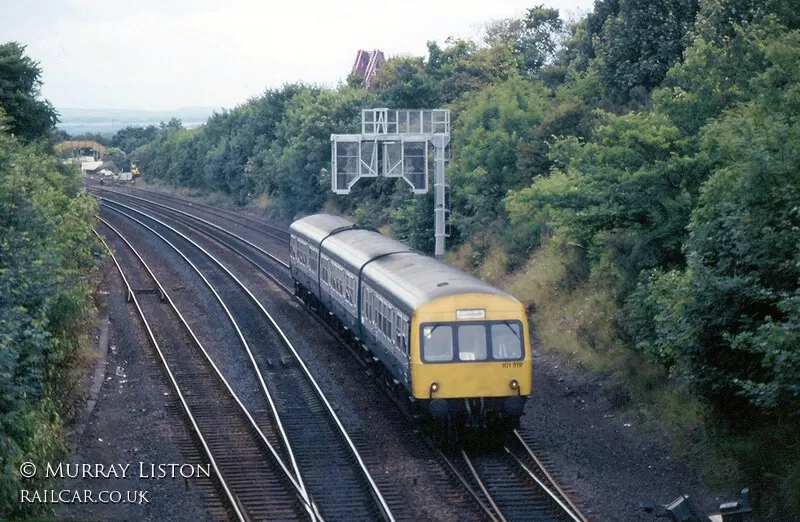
<box><xmin>57</xmin><ymin>106</ymin><xmax>220</xmax><ymax>136</ymax></box>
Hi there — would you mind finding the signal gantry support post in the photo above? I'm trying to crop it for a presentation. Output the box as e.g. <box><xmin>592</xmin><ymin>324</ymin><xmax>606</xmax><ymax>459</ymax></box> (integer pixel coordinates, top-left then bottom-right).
<box><xmin>331</xmin><ymin>108</ymin><xmax>450</xmax><ymax>259</ymax></box>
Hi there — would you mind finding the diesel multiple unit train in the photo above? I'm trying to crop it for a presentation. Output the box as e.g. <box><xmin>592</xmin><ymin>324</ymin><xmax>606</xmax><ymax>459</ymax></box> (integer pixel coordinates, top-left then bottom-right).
<box><xmin>289</xmin><ymin>214</ymin><xmax>531</xmax><ymax>433</ymax></box>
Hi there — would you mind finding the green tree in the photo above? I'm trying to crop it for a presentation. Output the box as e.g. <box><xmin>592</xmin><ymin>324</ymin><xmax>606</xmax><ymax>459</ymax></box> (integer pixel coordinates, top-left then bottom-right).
<box><xmin>595</xmin><ymin>0</ymin><xmax>700</xmax><ymax>103</ymax></box>
<box><xmin>508</xmin><ymin>110</ymin><xmax>704</xmax><ymax>295</ymax></box>
<box><xmin>655</xmin><ymin>18</ymin><xmax>784</xmax><ymax>136</ymax></box>
<box><xmin>110</xmin><ymin>125</ymin><xmax>158</xmax><ymax>153</ymax></box>
<box><xmin>650</xmin><ymin>27</ymin><xmax>799</xmax><ymax>413</ymax></box>
<box><xmin>517</xmin><ymin>5</ymin><xmax>567</xmax><ymax>75</ymax></box>
<box><xmin>449</xmin><ymin>78</ymin><xmax>550</xmax><ymax>254</ymax></box>
<box><xmin>372</xmin><ymin>56</ymin><xmax>440</xmax><ymax>108</ymax></box>
<box><xmin>0</xmin><ymin>42</ymin><xmax>58</xmax><ymax>142</ymax></box>
<box><xmin>0</xmin><ymin>131</ymin><xmax>100</xmax><ymax>518</ymax></box>
<box><xmin>253</xmin><ymin>85</ymin><xmax>375</xmax><ymax>217</ymax></box>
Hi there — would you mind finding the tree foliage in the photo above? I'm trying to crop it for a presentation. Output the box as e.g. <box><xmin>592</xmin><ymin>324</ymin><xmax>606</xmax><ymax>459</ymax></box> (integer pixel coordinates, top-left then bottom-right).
<box><xmin>595</xmin><ymin>0</ymin><xmax>700</xmax><ymax>102</ymax></box>
<box><xmin>0</xmin><ymin>42</ymin><xmax>59</xmax><ymax>142</ymax></box>
<box><xmin>629</xmin><ymin>27</ymin><xmax>800</xmax><ymax>417</ymax></box>
<box><xmin>508</xmin><ymin>108</ymin><xmax>707</xmax><ymax>299</ymax></box>
<box><xmin>0</xmin><ymin>131</ymin><xmax>101</xmax><ymax>518</ymax></box>
<box><xmin>450</xmin><ymin>78</ymin><xmax>549</xmax><ymax>245</ymax></box>
<box><xmin>110</xmin><ymin>125</ymin><xmax>158</xmax><ymax>154</ymax></box>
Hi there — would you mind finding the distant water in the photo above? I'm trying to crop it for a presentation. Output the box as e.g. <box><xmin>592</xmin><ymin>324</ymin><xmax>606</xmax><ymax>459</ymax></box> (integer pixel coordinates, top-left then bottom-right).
<box><xmin>58</xmin><ymin>121</ymin><xmax>206</xmax><ymax>137</ymax></box>
<box><xmin>56</xmin><ymin>106</ymin><xmax>220</xmax><ymax>137</ymax></box>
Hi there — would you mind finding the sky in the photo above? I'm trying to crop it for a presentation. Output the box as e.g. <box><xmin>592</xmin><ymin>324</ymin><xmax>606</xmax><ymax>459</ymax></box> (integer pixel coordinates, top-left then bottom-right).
<box><xmin>1</xmin><ymin>0</ymin><xmax>594</xmax><ymax>111</ymax></box>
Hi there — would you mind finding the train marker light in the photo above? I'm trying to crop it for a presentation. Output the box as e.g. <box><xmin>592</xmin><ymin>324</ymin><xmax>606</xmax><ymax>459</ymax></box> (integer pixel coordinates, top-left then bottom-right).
<box><xmin>429</xmin><ymin>382</ymin><xmax>440</xmax><ymax>398</ymax></box>
<box><xmin>510</xmin><ymin>379</ymin><xmax>519</xmax><ymax>390</ymax></box>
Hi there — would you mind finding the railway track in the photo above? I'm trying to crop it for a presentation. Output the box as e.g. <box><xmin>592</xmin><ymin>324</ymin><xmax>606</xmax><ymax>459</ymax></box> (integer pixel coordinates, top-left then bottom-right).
<box><xmin>92</xmin><ymin>186</ymin><xmax>589</xmax><ymax>521</ymax></box>
<box><xmin>96</xmin><ymin>185</ymin><xmax>290</xmax><ymax>245</ymax></box>
<box><xmin>88</xmin><ymin>187</ymin><xmax>291</xmax><ymax>279</ymax></box>
<box><xmin>97</xmin><ymin>198</ymin><xmax>396</xmax><ymax>521</ymax></box>
<box><xmin>94</xmin><ymin>220</ymin><xmax>312</xmax><ymax>521</ymax></box>
<box><xmin>438</xmin><ymin>430</ymin><xmax>588</xmax><ymax>522</ymax></box>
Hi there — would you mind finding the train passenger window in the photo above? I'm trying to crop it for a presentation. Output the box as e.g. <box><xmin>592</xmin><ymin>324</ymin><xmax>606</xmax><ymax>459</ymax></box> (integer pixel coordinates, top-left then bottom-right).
<box><xmin>394</xmin><ymin>313</ymin><xmax>402</xmax><ymax>348</ymax></box>
<box><xmin>310</xmin><ymin>248</ymin><xmax>318</xmax><ymax>274</ymax></box>
<box><xmin>422</xmin><ymin>325</ymin><xmax>453</xmax><ymax>362</ymax></box>
<box><xmin>458</xmin><ymin>324</ymin><xmax>487</xmax><ymax>361</ymax></box>
<box><xmin>491</xmin><ymin>323</ymin><xmax>523</xmax><ymax>360</ymax></box>
<box><xmin>349</xmin><ymin>276</ymin><xmax>356</xmax><ymax>305</ymax></box>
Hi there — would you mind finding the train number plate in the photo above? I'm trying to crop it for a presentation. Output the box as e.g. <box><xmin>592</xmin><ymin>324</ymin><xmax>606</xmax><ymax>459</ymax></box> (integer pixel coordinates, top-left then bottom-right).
<box><xmin>501</xmin><ymin>362</ymin><xmax>524</xmax><ymax>368</ymax></box>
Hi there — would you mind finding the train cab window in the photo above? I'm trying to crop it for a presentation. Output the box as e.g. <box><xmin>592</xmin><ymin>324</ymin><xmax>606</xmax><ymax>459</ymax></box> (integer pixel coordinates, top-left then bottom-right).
<box><xmin>422</xmin><ymin>325</ymin><xmax>453</xmax><ymax>362</ymax></box>
<box><xmin>458</xmin><ymin>325</ymin><xmax>487</xmax><ymax>361</ymax></box>
<box><xmin>491</xmin><ymin>323</ymin><xmax>523</xmax><ymax>360</ymax></box>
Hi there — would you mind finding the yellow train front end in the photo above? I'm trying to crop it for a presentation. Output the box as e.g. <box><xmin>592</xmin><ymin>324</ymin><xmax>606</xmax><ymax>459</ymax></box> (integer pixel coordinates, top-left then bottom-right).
<box><xmin>409</xmin><ymin>293</ymin><xmax>531</xmax><ymax>432</ymax></box>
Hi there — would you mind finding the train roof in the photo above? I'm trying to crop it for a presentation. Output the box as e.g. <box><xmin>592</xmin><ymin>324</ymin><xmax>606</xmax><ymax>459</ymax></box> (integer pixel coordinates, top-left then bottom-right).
<box><xmin>289</xmin><ymin>213</ymin><xmax>356</xmax><ymax>244</ymax></box>
<box><xmin>291</xmin><ymin>214</ymin><xmax>517</xmax><ymax>310</ymax></box>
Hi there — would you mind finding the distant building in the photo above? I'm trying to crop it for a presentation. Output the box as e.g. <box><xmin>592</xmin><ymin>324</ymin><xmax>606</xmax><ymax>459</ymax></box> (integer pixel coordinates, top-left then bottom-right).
<box><xmin>81</xmin><ymin>160</ymin><xmax>103</xmax><ymax>174</ymax></box>
<box><xmin>352</xmin><ymin>49</ymin><xmax>385</xmax><ymax>87</ymax></box>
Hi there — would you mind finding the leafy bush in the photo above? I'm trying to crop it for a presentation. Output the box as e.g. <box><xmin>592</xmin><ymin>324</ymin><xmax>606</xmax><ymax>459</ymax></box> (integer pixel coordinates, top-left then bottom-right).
<box><xmin>0</xmin><ymin>132</ymin><xmax>100</xmax><ymax>518</ymax></box>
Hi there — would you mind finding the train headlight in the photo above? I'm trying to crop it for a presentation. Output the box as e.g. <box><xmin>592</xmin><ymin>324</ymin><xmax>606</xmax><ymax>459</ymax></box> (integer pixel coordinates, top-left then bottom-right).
<box><xmin>430</xmin><ymin>382</ymin><xmax>439</xmax><ymax>393</ymax></box>
<box><xmin>509</xmin><ymin>379</ymin><xmax>519</xmax><ymax>390</ymax></box>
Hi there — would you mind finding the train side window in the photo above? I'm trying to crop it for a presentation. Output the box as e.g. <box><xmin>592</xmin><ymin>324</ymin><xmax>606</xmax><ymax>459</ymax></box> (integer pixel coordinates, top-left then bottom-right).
<box><xmin>348</xmin><ymin>275</ymin><xmax>356</xmax><ymax>305</ymax></box>
<box><xmin>310</xmin><ymin>247</ymin><xmax>318</xmax><ymax>274</ymax></box>
<box><xmin>491</xmin><ymin>323</ymin><xmax>523</xmax><ymax>360</ymax></box>
<box><xmin>457</xmin><ymin>324</ymin><xmax>487</xmax><ymax>361</ymax></box>
<box><xmin>332</xmin><ymin>265</ymin><xmax>339</xmax><ymax>295</ymax></box>
<box><xmin>396</xmin><ymin>313</ymin><xmax>408</xmax><ymax>352</ymax></box>
<box><xmin>394</xmin><ymin>312</ymin><xmax>403</xmax><ymax>348</ymax></box>
<box><xmin>385</xmin><ymin>304</ymin><xmax>391</xmax><ymax>338</ymax></box>
<box><xmin>383</xmin><ymin>304</ymin><xmax>389</xmax><ymax>337</ymax></box>
<box><xmin>422</xmin><ymin>325</ymin><xmax>453</xmax><ymax>362</ymax></box>
<box><xmin>366</xmin><ymin>289</ymin><xmax>372</xmax><ymax>325</ymax></box>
